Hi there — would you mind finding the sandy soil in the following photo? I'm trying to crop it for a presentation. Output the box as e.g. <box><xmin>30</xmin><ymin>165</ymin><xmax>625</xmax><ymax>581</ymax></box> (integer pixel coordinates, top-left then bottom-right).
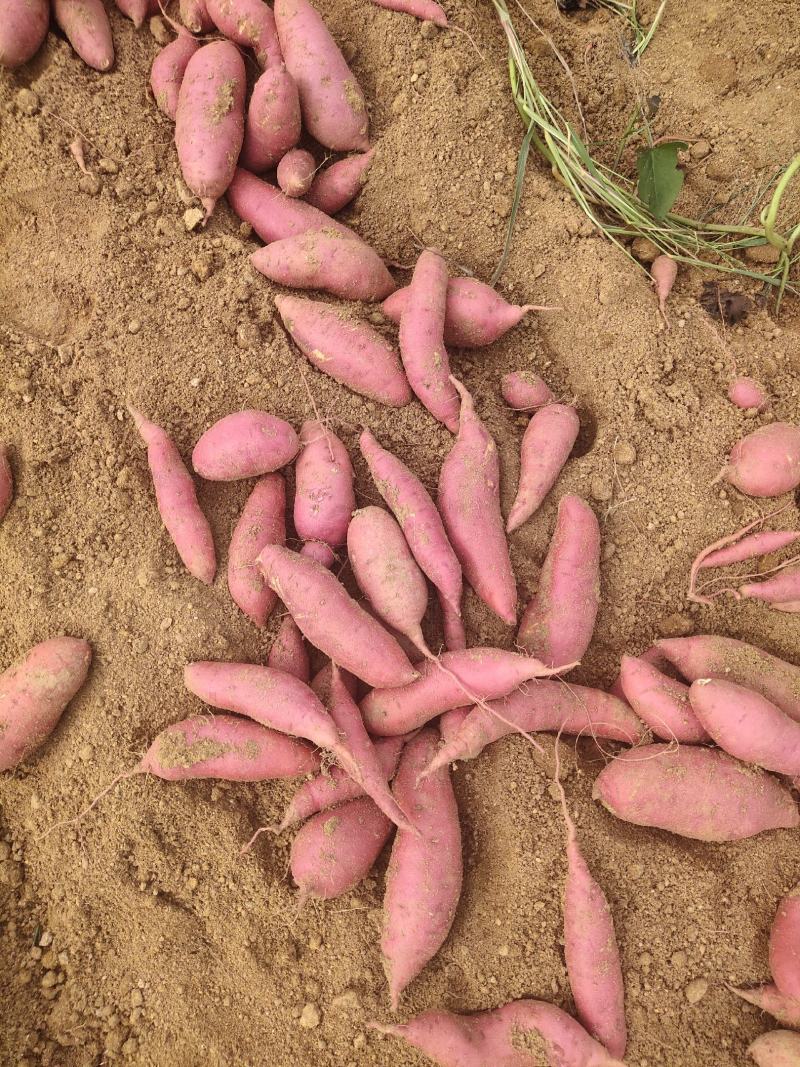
<box><xmin>1</xmin><ymin>1</ymin><xmax>799</xmax><ymax>1064</ymax></box>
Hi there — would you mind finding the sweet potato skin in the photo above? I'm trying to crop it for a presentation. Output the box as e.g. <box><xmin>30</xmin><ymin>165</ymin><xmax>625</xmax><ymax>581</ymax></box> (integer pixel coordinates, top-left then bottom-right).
<box><xmin>227</xmin><ymin>168</ymin><xmax>355</xmax><ymax>243</ymax></box>
<box><xmin>227</xmin><ymin>474</ymin><xmax>286</xmax><ymax>626</ymax></box>
<box><xmin>619</xmin><ymin>654</ymin><xmax>709</xmax><ymax>743</ymax></box>
<box><xmin>241</xmin><ymin>65</ymin><xmax>302</xmax><ymax>172</ymax></box>
<box><xmin>770</xmin><ymin>887</ymin><xmax>800</xmax><ymax>1002</ymax></box>
<box><xmin>0</xmin><ymin>0</ymin><xmax>49</xmax><ymax>67</ymax></box>
<box><xmin>53</xmin><ymin>0</ymin><xmax>114</xmax><ymax>71</ymax></box>
<box><xmin>305</xmin><ymin>150</ymin><xmax>375</xmax><ymax>214</ymax></box>
<box><xmin>721</xmin><ymin>422</ymin><xmax>800</xmax><ymax>497</ymax></box>
<box><xmin>151</xmin><ymin>31</ymin><xmax>199</xmax><ymax>120</ymax></box>
<box><xmin>252</xmin><ymin>230</ymin><xmax>395</xmax><ymax>302</ymax></box>
<box><xmin>507</xmin><ymin>404</ymin><xmax>580</xmax><ymax>532</ymax></box>
<box><xmin>748</xmin><ymin>1030</ymin><xmax>800</xmax><ymax>1067</ymax></box>
<box><xmin>293</xmin><ymin>421</ymin><xmax>355</xmax><ymax>548</ymax></box>
<box><xmin>192</xmin><ymin>410</ymin><xmax>299</xmax><ymax>481</ymax></box>
<box><xmin>206</xmin><ymin>0</ymin><xmax>281</xmax><ymax>67</ymax></box>
<box><xmin>276</xmin><ymin>147</ymin><xmax>316</xmax><ymax>197</ymax></box>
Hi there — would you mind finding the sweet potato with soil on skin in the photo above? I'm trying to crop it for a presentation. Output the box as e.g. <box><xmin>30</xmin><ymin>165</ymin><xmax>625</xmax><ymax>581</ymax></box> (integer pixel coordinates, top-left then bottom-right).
<box><xmin>300</xmin><ymin>539</ymin><xmax>335</xmax><ymax>568</ymax></box>
<box><xmin>369</xmin><ymin>0</ymin><xmax>447</xmax><ymax>25</ymax></box>
<box><xmin>290</xmin><ymin>797</ymin><xmax>393</xmax><ymax>900</ymax></box>
<box><xmin>305</xmin><ymin>149</ymin><xmax>374</xmax><ymax>214</ymax></box>
<box><xmin>374</xmin><ymin>999</ymin><xmax>626</xmax><ymax>1067</ymax></box>
<box><xmin>276</xmin><ymin>147</ymin><xmax>316</xmax><ymax>197</ymax></box>
<box><xmin>771</xmin><ymin>886</ymin><xmax>800</xmax><ymax>1002</ymax></box>
<box><xmin>690</xmin><ymin>527</ymin><xmax>800</xmax><ymax>604</ymax></box>
<box><xmin>0</xmin><ymin>0</ymin><xmax>49</xmax><ymax>67</ymax></box>
<box><xmin>192</xmin><ymin>410</ymin><xmax>298</xmax><ymax>481</ymax></box>
<box><xmin>0</xmin><ymin>445</ymin><xmax>12</xmax><ymax>523</ymax></box>
<box><xmin>227</xmin><ymin>168</ymin><xmax>356</xmax><ymax>243</ymax></box>
<box><xmin>749</xmin><ymin>1031</ymin><xmax>800</xmax><ymax>1067</ymax></box>
<box><xmin>619</xmin><ymin>654</ymin><xmax>709</xmax><ymax>743</ymax></box>
<box><xmin>294</xmin><ymin>421</ymin><xmax>355</xmax><ymax>549</ymax></box>
<box><xmin>593</xmin><ymin>743</ymin><xmax>800</xmax><ymax>841</ymax></box>
<box><xmin>257</xmin><ymin>545</ymin><xmax>418</xmax><ymax>689</ymax></box>
<box><xmin>253</xmin><ymin>230</ymin><xmax>395</xmax><ymax>303</ymax></box>
<box><xmin>53</xmin><ymin>0</ymin><xmax>114</xmax><ymax>71</ymax></box>
<box><xmin>180</xmin><ymin>0</ymin><xmax>214</xmax><ymax>31</ymax></box>
<box><xmin>656</xmin><ymin>635</ymin><xmax>800</xmax><ymax>724</ymax></box>
<box><xmin>717</xmin><ymin>423</ymin><xmax>800</xmax><ymax>498</ymax></box>
<box><xmin>518</xmin><ymin>494</ymin><xmax>599</xmax><ymax>667</ymax></box>
<box><xmin>689</xmin><ymin>678</ymin><xmax>800</xmax><ymax>775</ymax></box>
<box><xmin>609</xmin><ymin>644</ymin><xmax>673</xmax><ymax>701</ymax></box>
<box><xmin>129</xmin><ymin>408</ymin><xmax>216</xmax><ymax>585</ymax></box>
<box><xmin>151</xmin><ymin>30</ymin><xmax>200</xmax><ymax>121</ymax></box>
<box><xmin>115</xmin><ymin>0</ymin><xmax>160</xmax><ymax>27</ymax></box>
<box><xmin>400</xmin><ymin>249</ymin><xmax>459</xmax><ymax>432</ymax></box>
<box><xmin>275</xmin><ymin>295</ymin><xmax>412</xmax><ymax>407</ymax></box>
<box><xmin>267</xmin><ymin>616</ymin><xmax>309</xmax><ymax>682</ymax></box>
<box><xmin>439</xmin><ymin>706</ymin><xmax>469</xmax><ymax>743</ymax></box>
<box><xmin>420</xmin><ymin>682</ymin><xmax>645</xmax><ymax>778</ymax></box>
<box><xmin>175</xmin><ymin>41</ymin><xmax>246</xmax><ymax>219</ymax></box>
<box><xmin>382</xmin><ymin>277</ymin><xmax>551</xmax><ymax>349</ymax></box>
<box><xmin>274</xmin><ymin>0</ymin><xmax>369</xmax><ymax>151</ymax></box>
<box><xmin>360</xmin><ymin>428</ymin><xmax>464</xmax><ymax>650</ymax></box>
<box><xmin>227</xmin><ymin>474</ymin><xmax>286</xmax><ymax>627</ymax></box>
<box><xmin>382</xmin><ymin>728</ymin><xmax>462</xmax><ymax>1008</ymax></box>
<box><xmin>206</xmin><ymin>0</ymin><xmax>281</xmax><ymax>68</ymax></box>
<box><xmin>729</xmin><ymin>376</ymin><xmax>768</xmax><ymax>411</ymax></box>
<box><xmin>740</xmin><ymin>565</ymin><xmax>800</xmax><ymax>611</ymax></box>
<box><xmin>362</xmin><ymin>647</ymin><xmax>574</xmax><ymax>737</ymax></box>
<box><xmin>502</xmin><ymin>370</ymin><xmax>554</xmax><ymax>411</ymax></box>
<box><xmin>241</xmin><ymin>65</ymin><xmax>302</xmax><ymax>172</ymax></box>
<box><xmin>438</xmin><ymin>378</ymin><xmax>517</xmax><ymax>625</ymax></box>
<box><xmin>507</xmin><ymin>404</ymin><xmax>580</xmax><ymax>533</ymax></box>
<box><xmin>732</xmin><ymin>985</ymin><xmax>800</xmax><ymax>1029</ymax></box>
<box><xmin>651</xmin><ymin>255</ymin><xmax>677</xmax><ymax>324</ymax></box>
<box><xmin>0</xmin><ymin>638</ymin><xmax>92</xmax><ymax>771</ymax></box>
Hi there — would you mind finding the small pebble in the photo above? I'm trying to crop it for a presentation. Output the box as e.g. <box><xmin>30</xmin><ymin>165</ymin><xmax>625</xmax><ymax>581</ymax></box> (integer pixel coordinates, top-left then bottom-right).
<box><xmin>128</xmin><ymin>320</ymin><xmax>141</xmax><ymax>334</ymax></box>
<box><xmin>614</xmin><ymin>440</ymin><xmax>636</xmax><ymax>465</ymax></box>
<box><xmin>79</xmin><ymin>174</ymin><xmax>102</xmax><ymax>196</ymax></box>
<box><xmin>184</xmin><ymin>208</ymin><xmax>204</xmax><ymax>231</ymax></box>
<box><xmin>98</xmin><ymin>158</ymin><xmax>119</xmax><ymax>175</ymax></box>
<box><xmin>191</xmin><ymin>254</ymin><xmax>213</xmax><ymax>281</ymax></box>
<box><xmin>590</xmin><ymin>476</ymin><xmax>613</xmax><ymax>502</ymax></box>
<box><xmin>299</xmin><ymin>1002</ymin><xmax>321</xmax><ymax>1029</ymax></box>
<box><xmin>685</xmin><ymin>978</ymin><xmax>708</xmax><ymax>1004</ymax></box>
<box><xmin>420</xmin><ymin>20</ymin><xmax>439</xmax><ymax>38</ymax></box>
<box><xmin>15</xmin><ymin>88</ymin><xmax>39</xmax><ymax>115</ymax></box>
<box><xmin>690</xmin><ymin>139</ymin><xmax>711</xmax><ymax>160</ymax></box>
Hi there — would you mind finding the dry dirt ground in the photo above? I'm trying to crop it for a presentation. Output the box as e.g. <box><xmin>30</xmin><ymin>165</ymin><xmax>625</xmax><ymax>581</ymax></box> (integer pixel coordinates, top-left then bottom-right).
<box><xmin>1</xmin><ymin>1</ymin><xmax>800</xmax><ymax>1064</ymax></box>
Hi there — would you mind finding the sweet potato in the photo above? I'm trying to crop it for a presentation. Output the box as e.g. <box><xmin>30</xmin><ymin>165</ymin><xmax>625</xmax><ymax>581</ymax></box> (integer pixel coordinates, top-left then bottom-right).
<box><xmin>369</xmin><ymin>0</ymin><xmax>447</xmax><ymax>24</ymax></box>
<box><xmin>206</xmin><ymin>0</ymin><xmax>281</xmax><ymax>67</ymax></box>
<box><xmin>420</xmin><ymin>682</ymin><xmax>645</xmax><ymax>778</ymax></box>
<box><xmin>507</xmin><ymin>404</ymin><xmax>580</xmax><ymax>533</ymax></box>
<box><xmin>53</xmin><ymin>0</ymin><xmax>114</xmax><ymax>71</ymax></box>
<box><xmin>115</xmin><ymin>0</ymin><xmax>159</xmax><ymax>27</ymax></box>
<box><xmin>400</xmin><ymin>249</ymin><xmax>459</xmax><ymax>432</ymax></box>
<box><xmin>192</xmin><ymin>410</ymin><xmax>299</xmax><ymax>481</ymax></box>
<box><xmin>275</xmin><ymin>295</ymin><xmax>411</xmax><ymax>407</ymax></box>
<box><xmin>656</xmin><ymin>635</ymin><xmax>800</xmax><ymax>724</ymax></box>
<box><xmin>294</xmin><ymin>421</ymin><xmax>355</xmax><ymax>548</ymax></box>
<box><xmin>291</xmin><ymin>797</ymin><xmax>393</xmax><ymax>900</ymax></box>
<box><xmin>651</xmin><ymin>255</ymin><xmax>677</xmax><ymax>324</ymax></box>
<box><xmin>274</xmin><ymin>0</ymin><xmax>369</xmax><ymax>151</ymax></box>
<box><xmin>689</xmin><ymin>678</ymin><xmax>800</xmax><ymax>775</ymax></box>
<box><xmin>0</xmin><ymin>445</ymin><xmax>13</xmax><ymax>522</ymax></box>
<box><xmin>502</xmin><ymin>370</ymin><xmax>554</xmax><ymax>411</ymax></box>
<box><xmin>729</xmin><ymin>376</ymin><xmax>768</xmax><ymax>411</ymax></box>
<box><xmin>518</xmin><ymin>495</ymin><xmax>599</xmax><ymax>667</ymax></box>
<box><xmin>129</xmin><ymin>407</ymin><xmax>216</xmax><ymax>584</ymax></box>
<box><xmin>228</xmin><ymin>474</ymin><xmax>286</xmax><ymax>626</ymax></box>
<box><xmin>276</xmin><ymin>147</ymin><xmax>316</xmax><ymax>197</ymax></box>
<box><xmin>267</xmin><ymin>616</ymin><xmax>309</xmax><ymax>682</ymax></box>
<box><xmin>151</xmin><ymin>30</ymin><xmax>200</xmax><ymax>120</ymax></box>
<box><xmin>608</xmin><ymin>644</ymin><xmax>672</xmax><ymax>701</ymax></box>
<box><xmin>689</xmin><ymin>525</ymin><xmax>800</xmax><ymax>605</ymax></box>
<box><xmin>732</xmin><ymin>984</ymin><xmax>800</xmax><ymax>1029</ymax></box>
<box><xmin>175</xmin><ymin>41</ymin><xmax>246</xmax><ymax>218</ymax></box>
<box><xmin>252</xmin><ymin>230</ymin><xmax>395</xmax><ymax>302</ymax></box>
<box><xmin>382</xmin><ymin>277</ymin><xmax>549</xmax><ymax>349</ymax></box>
<box><xmin>741</xmin><ymin>566</ymin><xmax>800</xmax><ymax>611</ymax></box>
<box><xmin>382</xmin><ymin>728</ymin><xmax>462</xmax><ymax>1008</ymax></box>
<box><xmin>374</xmin><ymin>999</ymin><xmax>626</xmax><ymax>1067</ymax></box>
<box><xmin>0</xmin><ymin>638</ymin><xmax>92</xmax><ymax>771</ymax></box>
<box><xmin>593</xmin><ymin>743</ymin><xmax>799</xmax><ymax>841</ymax></box>
<box><xmin>618</xmin><ymin>654</ymin><xmax>708</xmax><ymax>743</ymax></box>
<box><xmin>305</xmin><ymin>149</ymin><xmax>374</xmax><ymax>215</ymax></box>
<box><xmin>717</xmin><ymin>423</ymin><xmax>800</xmax><ymax>497</ymax></box>
<box><xmin>241</xmin><ymin>65</ymin><xmax>302</xmax><ymax>172</ymax></box>
<box><xmin>360</xmin><ymin>428</ymin><xmax>464</xmax><ymax>649</ymax></box>
<box><xmin>300</xmin><ymin>539</ymin><xmax>335</xmax><ymax>568</ymax></box>
<box><xmin>748</xmin><ymin>1031</ymin><xmax>800</xmax><ymax>1067</ymax></box>
<box><xmin>257</xmin><ymin>545</ymin><xmax>418</xmax><ymax>688</ymax></box>
<box><xmin>0</xmin><ymin>0</ymin><xmax>49</xmax><ymax>67</ymax></box>
<box><xmin>438</xmin><ymin>378</ymin><xmax>516</xmax><ymax>624</ymax></box>
<box><xmin>439</xmin><ymin>706</ymin><xmax>469</xmax><ymax>743</ymax></box>
<box><xmin>179</xmin><ymin>0</ymin><xmax>214</xmax><ymax>32</ymax></box>
<box><xmin>771</xmin><ymin>886</ymin><xmax>800</xmax><ymax>1002</ymax></box>
<box><xmin>362</xmin><ymin>647</ymin><xmax>573</xmax><ymax>736</ymax></box>
<box><xmin>227</xmin><ymin>168</ymin><xmax>355</xmax><ymax>243</ymax></box>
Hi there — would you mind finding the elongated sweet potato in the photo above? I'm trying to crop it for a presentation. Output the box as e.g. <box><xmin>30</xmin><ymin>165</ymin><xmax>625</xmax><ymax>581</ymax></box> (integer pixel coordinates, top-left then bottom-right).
<box><xmin>151</xmin><ymin>30</ymin><xmax>199</xmax><ymax>120</ymax></box>
<box><xmin>507</xmin><ymin>404</ymin><xmax>580</xmax><ymax>533</ymax></box>
<box><xmin>54</xmin><ymin>0</ymin><xmax>114</xmax><ymax>71</ymax></box>
<box><xmin>252</xmin><ymin>230</ymin><xmax>395</xmax><ymax>302</ymax></box>
<box><xmin>227</xmin><ymin>168</ymin><xmax>355</xmax><ymax>243</ymax></box>
<box><xmin>619</xmin><ymin>654</ymin><xmax>708</xmax><ymax>743</ymax></box>
<box><xmin>193</xmin><ymin>410</ymin><xmax>298</xmax><ymax>481</ymax></box>
<box><xmin>241</xmin><ymin>65</ymin><xmax>302</xmax><ymax>173</ymax></box>
<box><xmin>305</xmin><ymin>150</ymin><xmax>374</xmax><ymax>214</ymax></box>
<box><xmin>227</xmin><ymin>474</ymin><xmax>286</xmax><ymax>626</ymax></box>
<box><xmin>206</xmin><ymin>0</ymin><xmax>281</xmax><ymax>67</ymax></box>
<box><xmin>294</xmin><ymin>421</ymin><xmax>354</xmax><ymax>548</ymax></box>
<box><xmin>771</xmin><ymin>886</ymin><xmax>800</xmax><ymax>1002</ymax></box>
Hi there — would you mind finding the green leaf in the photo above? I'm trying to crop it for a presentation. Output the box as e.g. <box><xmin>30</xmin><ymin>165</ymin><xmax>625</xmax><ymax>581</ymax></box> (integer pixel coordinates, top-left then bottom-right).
<box><xmin>636</xmin><ymin>142</ymin><xmax>688</xmax><ymax>218</ymax></box>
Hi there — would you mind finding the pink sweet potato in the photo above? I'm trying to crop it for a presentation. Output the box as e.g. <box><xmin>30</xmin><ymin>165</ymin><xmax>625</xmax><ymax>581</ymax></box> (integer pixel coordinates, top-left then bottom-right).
<box><xmin>300</xmin><ymin>538</ymin><xmax>336</xmax><ymax>568</ymax></box>
<box><xmin>53</xmin><ymin>0</ymin><xmax>114</xmax><ymax>71</ymax></box>
<box><xmin>362</xmin><ymin>647</ymin><xmax>572</xmax><ymax>736</ymax></box>
<box><xmin>206</xmin><ymin>0</ymin><xmax>281</xmax><ymax>68</ymax></box>
<box><xmin>507</xmin><ymin>404</ymin><xmax>580</xmax><ymax>533</ymax></box>
<box><xmin>382</xmin><ymin>728</ymin><xmax>462</xmax><ymax>1008</ymax></box>
<box><xmin>0</xmin><ymin>445</ymin><xmax>13</xmax><ymax>522</ymax></box>
<box><xmin>421</xmin><ymin>682</ymin><xmax>644</xmax><ymax>777</ymax></box>
<box><xmin>294</xmin><ymin>422</ymin><xmax>355</xmax><ymax>548</ymax></box>
<box><xmin>151</xmin><ymin>30</ymin><xmax>200</xmax><ymax>120</ymax></box>
<box><xmin>274</xmin><ymin>0</ymin><xmax>369</xmax><ymax>151</ymax></box>
<box><xmin>0</xmin><ymin>0</ymin><xmax>49</xmax><ymax>67</ymax></box>
<box><xmin>375</xmin><ymin>999</ymin><xmax>625</xmax><ymax>1066</ymax></box>
<box><xmin>732</xmin><ymin>984</ymin><xmax>800</xmax><ymax>1029</ymax></box>
<box><xmin>400</xmin><ymin>249</ymin><xmax>459</xmax><ymax>432</ymax></box>
<box><xmin>749</xmin><ymin>1031</ymin><xmax>800</xmax><ymax>1067</ymax></box>
<box><xmin>192</xmin><ymin>410</ymin><xmax>298</xmax><ymax>481</ymax></box>
<box><xmin>741</xmin><ymin>566</ymin><xmax>800</xmax><ymax>611</ymax></box>
<box><xmin>771</xmin><ymin>886</ymin><xmax>800</xmax><ymax>1002</ymax></box>
<box><xmin>369</xmin><ymin>0</ymin><xmax>447</xmax><ymax>26</ymax></box>
<box><xmin>267</xmin><ymin>616</ymin><xmax>309</xmax><ymax>682</ymax></box>
<box><xmin>717</xmin><ymin>423</ymin><xmax>800</xmax><ymax>498</ymax></box>
<box><xmin>438</xmin><ymin>378</ymin><xmax>516</xmax><ymax>624</ymax></box>
<box><xmin>729</xmin><ymin>376</ymin><xmax>768</xmax><ymax>411</ymax></box>
<box><xmin>0</xmin><ymin>638</ymin><xmax>92</xmax><ymax>771</ymax></box>
<box><xmin>115</xmin><ymin>0</ymin><xmax>159</xmax><ymax>27</ymax></box>
<box><xmin>439</xmin><ymin>706</ymin><xmax>469</xmax><ymax>743</ymax></box>
<box><xmin>689</xmin><ymin>678</ymin><xmax>800</xmax><ymax>775</ymax></box>
<box><xmin>305</xmin><ymin>149</ymin><xmax>374</xmax><ymax>215</ymax></box>
<box><xmin>290</xmin><ymin>797</ymin><xmax>393</xmax><ymax>900</ymax></box>
<box><xmin>502</xmin><ymin>370</ymin><xmax>554</xmax><ymax>411</ymax></box>
<box><xmin>656</xmin><ymin>635</ymin><xmax>800</xmax><ymax>724</ymax></box>
<box><xmin>276</xmin><ymin>295</ymin><xmax>411</xmax><ymax>407</ymax></box>
<box><xmin>257</xmin><ymin>545</ymin><xmax>418</xmax><ymax>688</ymax></box>
<box><xmin>593</xmin><ymin>743</ymin><xmax>799</xmax><ymax>841</ymax></box>
<box><xmin>180</xmin><ymin>0</ymin><xmax>214</xmax><ymax>32</ymax></box>
<box><xmin>651</xmin><ymin>255</ymin><xmax>677</xmax><ymax>324</ymax></box>
<box><xmin>228</xmin><ymin>474</ymin><xmax>286</xmax><ymax>626</ymax></box>
<box><xmin>696</xmin><ymin>529</ymin><xmax>800</xmax><ymax>574</ymax></box>
<box><xmin>241</xmin><ymin>65</ymin><xmax>302</xmax><ymax>172</ymax></box>
<box><xmin>618</xmin><ymin>654</ymin><xmax>708</xmax><ymax>743</ymax></box>
<box><xmin>253</xmin><ymin>230</ymin><xmax>395</xmax><ymax>302</ymax></box>
<box><xmin>360</xmin><ymin>428</ymin><xmax>464</xmax><ymax>650</ymax></box>
<box><xmin>609</xmin><ymin>644</ymin><xmax>672</xmax><ymax>702</ymax></box>
<box><xmin>227</xmin><ymin>168</ymin><xmax>355</xmax><ymax>243</ymax></box>
<box><xmin>382</xmin><ymin>277</ymin><xmax>548</xmax><ymax>349</ymax></box>
<box><xmin>276</xmin><ymin>147</ymin><xmax>316</xmax><ymax>197</ymax></box>
<box><xmin>129</xmin><ymin>407</ymin><xmax>216</xmax><ymax>584</ymax></box>
<box><xmin>175</xmin><ymin>41</ymin><xmax>246</xmax><ymax>218</ymax></box>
